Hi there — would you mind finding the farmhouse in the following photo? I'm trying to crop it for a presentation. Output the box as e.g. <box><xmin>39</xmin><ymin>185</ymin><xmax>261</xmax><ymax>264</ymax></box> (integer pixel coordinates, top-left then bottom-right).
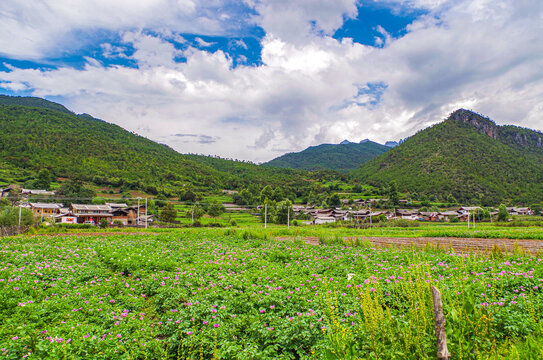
<box><xmin>22</xmin><ymin>189</ymin><xmax>56</xmax><ymax>197</ymax></box>
<box><xmin>70</xmin><ymin>204</ymin><xmax>113</xmax><ymax>225</ymax></box>
<box><xmin>29</xmin><ymin>203</ymin><xmax>64</xmax><ymax>217</ymax></box>
<box><xmin>508</xmin><ymin>207</ymin><xmax>531</xmax><ymax>216</ymax></box>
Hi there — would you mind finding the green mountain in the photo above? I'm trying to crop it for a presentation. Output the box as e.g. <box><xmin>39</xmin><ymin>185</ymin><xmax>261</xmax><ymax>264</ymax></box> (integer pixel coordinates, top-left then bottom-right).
<box><xmin>352</xmin><ymin>109</ymin><xmax>543</xmax><ymax>204</ymax></box>
<box><xmin>0</xmin><ymin>96</ymin><xmax>334</xmax><ymax>196</ymax></box>
<box><xmin>264</xmin><ymin>140</ymin><xmax>390</xmax><ymax>171</ymax></box>
<box><xmin>0</xmin><ymin>95</ymin><xmax>73</xmax><ymax>115</ymax></box>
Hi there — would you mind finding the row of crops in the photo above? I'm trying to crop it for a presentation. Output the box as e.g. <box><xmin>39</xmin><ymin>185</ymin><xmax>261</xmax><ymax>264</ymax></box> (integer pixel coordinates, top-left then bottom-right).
<box><xmin>1</xmin><ymin>229</ymin><xmax>543</xmax><ymax>359</ymax></box>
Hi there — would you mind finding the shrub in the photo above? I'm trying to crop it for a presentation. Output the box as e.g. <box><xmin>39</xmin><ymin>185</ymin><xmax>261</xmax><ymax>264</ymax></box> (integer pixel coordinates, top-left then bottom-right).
<box><xmin>449</xmin><ymin>215</ymin><xmax>459</xmax><ymax>223</ymax></box>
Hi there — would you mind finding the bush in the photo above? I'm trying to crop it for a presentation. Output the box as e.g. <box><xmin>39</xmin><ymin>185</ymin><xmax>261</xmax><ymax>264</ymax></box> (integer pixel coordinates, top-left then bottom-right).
<box><xmin>229</xmin><ymin>219</ymin><xmax>238</xmax><ymax>227</ymax></box>
<box><xmin>449</xmin><ymin>215</ymin><xmax>459</xmax><ymax>223</ymax></box>
<box><xmin>99</xmin><ymin>219</ymin><xmax>109</xmax><ymax>228</ymax></box>
<box><xmin>192</xmin><ymin>220</ymin><xmax>202</xmax><ymax>227</ymax></box>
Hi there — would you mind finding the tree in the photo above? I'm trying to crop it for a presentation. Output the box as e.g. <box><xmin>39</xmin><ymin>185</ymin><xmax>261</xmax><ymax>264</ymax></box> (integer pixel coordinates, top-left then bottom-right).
<box><xmin>388</xmin><ymin>181</ymin><xmax>399</xmax><ymax>205</ymax></box>
<box><xmin>34</xmin><ymin>169</ymin><xmax>52</xmax><ymax>190</ymax></box>
<box><xmin>187</xmin><ymin>205</ymin><xmax>205</xmax><ymax>221</ymax></box>
<box><xmin>57</xmin><ymin>179</ymin><xmax>96</xmax><ymax>204</ymax></box>
<box><xmin>446</xmin><ymin>194</ymin><xmax>457</xmax><ymax>205</ymax></box>
<box><xmin>326</xmin><ymin>193</ymin><xmax>341</xmax><ymax>207</ymax></box>
<box><xmin>179</xmin><ymin>189</ymin><xmax>197</xmax><ymax>202</ymax></box>
<box><xmin>208</xmin><ymin>203</ymin><xmax>225</xmax><ymax>217</ymax></box>
<box><xmin>260</xmin><ymin>186</ymin><xmax>273</xmax><ymax>203</ymax></box>
<box><xmin>274</xmin><ymin>200</ymin><xmax>293</xmax><ymax>224</ymax></box>
<box><xmin>497</xmin><ymin>204</ymin><xmax>509</xmax><ymax>222</ymax></box>
<box><xmin>159</xmin><ymin>203</ymin><xmax>177</xmax><ymax>223</ymax></box>
<box><xmin>0</xmin><ymin>206</ymin><xmax>34</xmax><ymax>226</ymax></box>
<box><xmin>352</xmin><ymin>184</ymin><xmax>363</xmax><ymax>193</ymax></box>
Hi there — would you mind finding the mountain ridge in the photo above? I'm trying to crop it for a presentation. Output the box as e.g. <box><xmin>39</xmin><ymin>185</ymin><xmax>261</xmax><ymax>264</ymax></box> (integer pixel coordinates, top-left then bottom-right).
<box><xmin>264</xmin><ymin>140</ymin><xmax>390</xmax><ymax>171</ymax></box>
<box><xmin>353</xmin><ymin>109</ymin><xmax>543</xmax><ymax>203</ymax></box>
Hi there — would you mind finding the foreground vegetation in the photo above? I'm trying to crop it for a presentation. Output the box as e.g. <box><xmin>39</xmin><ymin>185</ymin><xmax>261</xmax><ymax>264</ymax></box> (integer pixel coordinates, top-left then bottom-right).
<box><xmin>1</xmin><ymin>229</ymin><xmax>543</xmax><ymax>359</ymax></box>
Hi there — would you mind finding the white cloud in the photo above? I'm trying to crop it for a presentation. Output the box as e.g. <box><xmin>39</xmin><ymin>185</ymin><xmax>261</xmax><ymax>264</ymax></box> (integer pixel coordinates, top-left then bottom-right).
<box><xmin>1</xmin><ymin>0</ymin><xmax>543</xmax><ymax>162</ymax></box>
<box><xmin>248</xmin><ymin>0</ymin><xmax>358</xmax><ymax>44</ymax></box>
<box><xmin>0</xmin><ymin>0</ymin><xmax>233</xmax><ymax>59</ymax></box>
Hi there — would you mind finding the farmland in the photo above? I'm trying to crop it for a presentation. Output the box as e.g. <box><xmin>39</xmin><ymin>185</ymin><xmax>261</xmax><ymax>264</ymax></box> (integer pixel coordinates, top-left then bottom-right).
<box><xmin>2</xmin><ymin>228</ymin><xmax>543</xmax><ymax>359</ymax></box>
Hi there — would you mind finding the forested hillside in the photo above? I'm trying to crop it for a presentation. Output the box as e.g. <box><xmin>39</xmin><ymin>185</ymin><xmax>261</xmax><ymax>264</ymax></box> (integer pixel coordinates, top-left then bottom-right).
<box><xmin>265</xmin><ymin>141</ymin><xmax>390</xmax><ymax>171</ymax></box>
<box><xmin>353</xmin><ymin>109</ymin><xmax>543</xmax><ymax>204</ymax></box>
<box><xmin>0</xmin><ymin>99</ymin><xmax>332</xmax><ymax>196</ymax></box>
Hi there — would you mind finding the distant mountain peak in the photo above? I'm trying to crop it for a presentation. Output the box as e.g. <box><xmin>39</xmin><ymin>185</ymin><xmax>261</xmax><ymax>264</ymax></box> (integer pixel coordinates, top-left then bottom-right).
<box><xmin>359</xmin><ymin>139</ymin><xmax>370</xmax><ymax>143</ymax></box>
<box><xmin>340</xmin><ymin>140</ymin><xmax>352</xmax><ymax>145</ymax></box>
<box><xmin>384</xmin><ymin>141</ymin><xmax>399</xmax><ymax>148</ymax></box>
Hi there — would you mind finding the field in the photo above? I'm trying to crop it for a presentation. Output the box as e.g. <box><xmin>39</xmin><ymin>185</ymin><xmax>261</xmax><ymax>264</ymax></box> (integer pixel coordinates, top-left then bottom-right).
<box><xmin>2</xmin><ymin>228</ymin><xmax>543</xmax><ymax>359</ymax></box>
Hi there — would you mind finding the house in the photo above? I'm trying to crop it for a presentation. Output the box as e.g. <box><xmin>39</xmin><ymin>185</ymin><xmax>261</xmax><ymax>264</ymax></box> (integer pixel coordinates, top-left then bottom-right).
<box><xmin>314</xmin><ymin>216</ymin><xmax>336</xmax><ymax>225</ymax></box>
<box><xmin>508</xmin><ymin>207</ymin><xmax>531</xmax><ymax>216</ymax></box>
<box><xmin>395</xmin><ymin>209</ymin><xmax>419</xmax><ymax>219</ymax></box>
<box><xmin>137</xmin><ymin>214</ymin><xmax>154</xmax><ymax>224</ymax></box>
<box><xmin>111</xmin><ymin>208</ymin><xmax>130</xmax><ymax>225</ymax></box>
<box><xmin>70</xmin><ymin>204</ymin><xmax>112</xmax><ymax>224</ymax></box>
<box><xmin>21</xmin><ymin>189</ymin><xmax>56</xmax><ymax>197</ymax></box>
<box><xmin>29</xmin><ymin>203</ymin><xmax>64</xmax><ymax>217</ymax></box>
<box><xmin>458</xmin><ymin>207</ymin><xmax>482</xmax><ymax>214</ymax></box>
<box><xmin>1</xmin><ymin>186</ymin><xmax>14</xmax><ymax>198</ymax></box>
<box><xmin>54</xmin><ymin>212</ymin><xmax>78</xmax><ymax>224</ymax></box>
<box><xmin>438</xmin><ymin>211</ymin><xmax>466</xmax><ymax>222</ymax></box>
<box><xmin>419</xmin><ymin>212</ymin><xmax>439</xmax><ymax>221</ymax></box>
<box><xmin>349</xmin><ymin>210</ymin><xmax>370</xmax><ymax>221</ymax></box>
<box><xmin>331</xmin><ymin>209</ymin><xmax>349</xmax><ymax>221</ymax></box>
<box><xmin>123</xmin><ymin>205</ymin><xmax>148</xmax><ymax>225</ymax></box>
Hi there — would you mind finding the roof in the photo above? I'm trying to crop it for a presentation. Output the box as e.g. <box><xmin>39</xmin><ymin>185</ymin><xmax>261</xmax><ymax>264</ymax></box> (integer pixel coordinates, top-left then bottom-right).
<box><xmin>439</xmin><ymin>211</ymin><xmax>461</xmax><ymax>216</ymax></box>
<box><xmin>396</xmin><ymin>209</ymin><xmax>418</xmax><ymax>215</ymax></box>
<box><xmin>30</xmin><ymin>202</ymin><xmax>63</xmax><ymax>209</ymax></box>
<box><xmin>22</xmin><ymin>189</ymin><xmax>56</xmax><ymax>195</ymax></box>
<box><xmin>71</xmin><ymin>204</ymin><xmax>111</xmax><ymax>211</ymax></box>
<box><xmin>105</xmin><ymin>203</ymin><xmax>128</xmax><ymax>208</ymax></box>
<box><xmin>315</xmin><ymin>216</ymin><xmax>336</xmax><ymax>220</ymax></box>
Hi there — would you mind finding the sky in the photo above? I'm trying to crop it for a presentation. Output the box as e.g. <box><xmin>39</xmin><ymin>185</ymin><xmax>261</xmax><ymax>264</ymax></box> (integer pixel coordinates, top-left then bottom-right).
<box><xmin>1</xmin><ymin>0</ymin><xmax>543</xmax><ymax>163</ymax></box>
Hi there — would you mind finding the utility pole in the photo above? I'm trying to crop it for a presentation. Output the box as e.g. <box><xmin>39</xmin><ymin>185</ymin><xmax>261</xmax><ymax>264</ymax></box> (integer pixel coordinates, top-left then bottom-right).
<box><xmin>467</xmin><ymin>210</ymin><xmax>470</xmax><ymax>229</ymax></box>
<box><xmin>264</xmin><ymin>204</ymin><xmax>267</xmax><ymax>229</ymax></box>
<box><xmin>137</xmin><ymin>198</ymin><xmax>140</xmax><ymax>226</ymax></box>
<box><xmin>18</xmin><ymin>205</ymin><xmax>22</xmax><ymax>226</ymax></box>
<box><xmin>369</xmin><ymin>203</ymin><xmax>372</xmax><ymax>225</ymax></box>
<box><xmin>191</xmin><ymin>206</ymin><xmax>194</xmax><ymax>224</ymax></box>
<box><xmin>287</xmin><ymin>206</ymin><xmax>290</xmax><ymax>229</ymax></box>
<box><xmin>145</xmin><ymin>197</ymin><xmax>148</xmax><ymax>229</ymax></box>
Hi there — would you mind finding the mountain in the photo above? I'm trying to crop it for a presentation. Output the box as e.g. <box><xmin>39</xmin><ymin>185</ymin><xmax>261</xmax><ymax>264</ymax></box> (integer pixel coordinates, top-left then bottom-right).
<box><xmin>384</xmin><ymin>141</ymin><xmax>399</xmax><ymax>148</ymax></box>
<box><xmin>0</xmin><ymin>95</ymin><xmax>73</xmax><ymax>115</ymax></box>
<box><xmin>353</xmin><ymin>109</ymin><xmax>543</xmax><ymax>204</ymax></box>
<box><xmin>264</xmin><ymin>140</ymin><xmax>390</xmax><ymax>171</ymax></box>
<box><xmin>0</xmin><ymin>96</ymin><xmax>331</xmax><ymax>196</ymax></box>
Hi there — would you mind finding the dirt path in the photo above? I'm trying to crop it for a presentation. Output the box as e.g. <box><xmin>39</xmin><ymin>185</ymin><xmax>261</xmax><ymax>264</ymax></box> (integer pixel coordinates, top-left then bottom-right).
<box><xmin>277</xmin><ymin>236</ymin><xmax>543</xmax><ymax>254</ymax></box>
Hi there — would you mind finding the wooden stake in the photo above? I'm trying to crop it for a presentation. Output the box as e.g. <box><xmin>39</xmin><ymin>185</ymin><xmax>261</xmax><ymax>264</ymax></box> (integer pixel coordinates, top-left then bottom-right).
<box><xmin>431</xmin><ymin>286</ymin><xmax>450</xmax><ymax>360</ymax></box>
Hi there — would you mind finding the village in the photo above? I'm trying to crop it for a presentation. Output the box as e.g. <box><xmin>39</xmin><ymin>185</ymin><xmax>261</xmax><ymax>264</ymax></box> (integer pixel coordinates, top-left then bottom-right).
<box><xmin>2</xmin><ymin>186</ymin><xmax>533</xmax><ymax>227</ymax></box>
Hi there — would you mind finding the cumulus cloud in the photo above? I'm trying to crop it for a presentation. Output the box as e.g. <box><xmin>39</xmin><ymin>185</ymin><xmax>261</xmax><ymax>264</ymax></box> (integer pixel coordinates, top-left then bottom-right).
<box><xmin>0</xmin><ymin>0</ymin><xmax>240</xmax><ymax>59</ymax></box>
<box><xmin>1</xmin><ymin>0</ymin><xmax>543</xmax><ymax>162</ymax></box>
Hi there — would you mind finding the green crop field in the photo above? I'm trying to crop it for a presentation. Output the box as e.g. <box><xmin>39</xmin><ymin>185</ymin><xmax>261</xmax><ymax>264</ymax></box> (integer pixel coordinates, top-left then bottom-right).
<box><xmin>2</xmin><ymin>229</ymin><xmax>543</xmax><ymax>359</ymax></box>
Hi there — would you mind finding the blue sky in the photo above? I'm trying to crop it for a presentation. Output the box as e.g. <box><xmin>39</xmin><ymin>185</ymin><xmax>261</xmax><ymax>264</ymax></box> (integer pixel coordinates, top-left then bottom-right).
<box><xmin>1</xmin><ymin>0</ymin><xmax>542</xmax><ymax>162</ymax></box>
